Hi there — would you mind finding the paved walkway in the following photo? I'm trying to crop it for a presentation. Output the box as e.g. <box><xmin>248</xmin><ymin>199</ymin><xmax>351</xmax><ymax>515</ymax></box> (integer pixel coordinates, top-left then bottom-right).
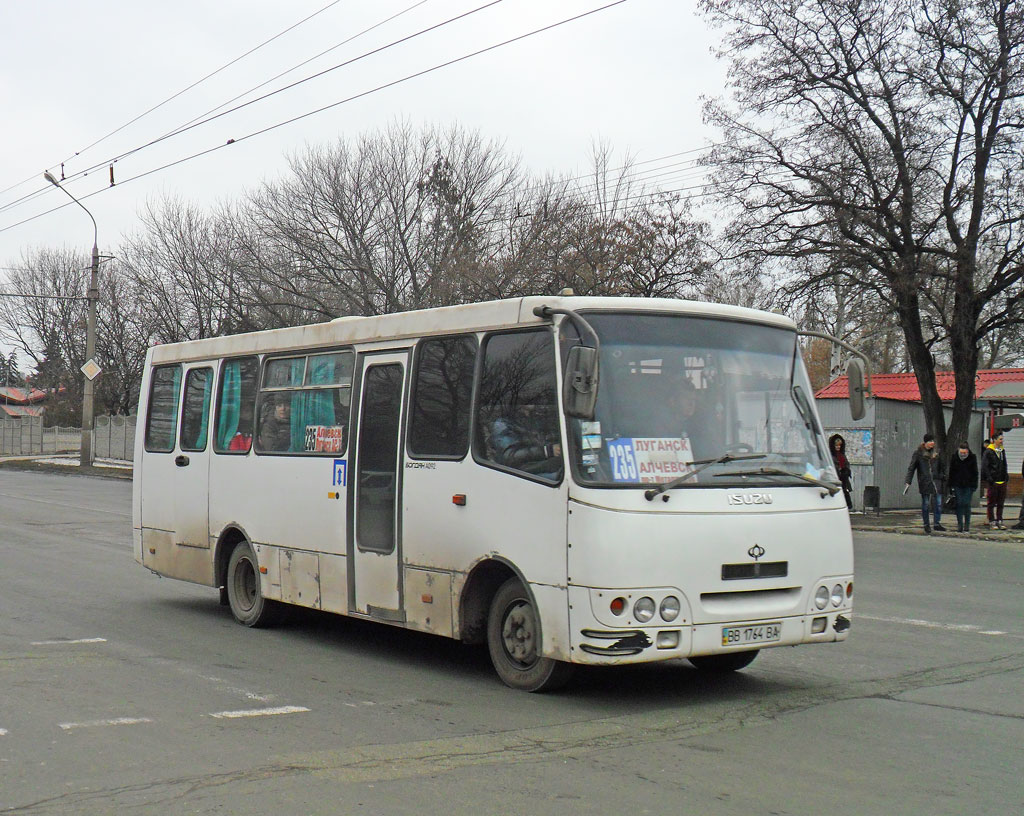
<box><xmin>851</xmin><ymin>503</ymin><xmax>1024</xmax><ymax>541</ymax></box>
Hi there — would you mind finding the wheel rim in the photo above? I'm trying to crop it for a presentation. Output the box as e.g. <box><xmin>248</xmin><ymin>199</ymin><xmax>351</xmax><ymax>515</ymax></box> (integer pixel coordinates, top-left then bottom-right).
<box><xmin>500</xmin><ymin>599</ymin><xmax>538</xmax><ymax>668</ymax></box>
<box><xmin>233</xmin><ymin>555</ymin><xmax>257</xmax><ymax>613</ymax></box>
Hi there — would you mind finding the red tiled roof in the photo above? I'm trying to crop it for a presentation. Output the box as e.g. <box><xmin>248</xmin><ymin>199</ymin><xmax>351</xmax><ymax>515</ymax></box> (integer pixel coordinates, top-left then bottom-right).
<box><xmin>0</xmin><ymin>404</ymin><xmax>44</xmax><ymax>417</ymax></box>
<box><xmin>815</xmin><ymin>368</ymin><xmax>1024</xmax><ymax>402</ymax></box>
<box><xmin>0</xmin><ymin>386</ymin><xmax>49</xmax><ymax>404</ymax></box>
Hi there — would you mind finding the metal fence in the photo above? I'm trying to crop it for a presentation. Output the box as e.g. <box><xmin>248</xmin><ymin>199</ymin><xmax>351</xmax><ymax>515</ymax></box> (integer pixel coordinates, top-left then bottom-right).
<box><xmin>0</xmin><ymin>415</ymin><xmax>135</xmax><ymax>462</ymax></box>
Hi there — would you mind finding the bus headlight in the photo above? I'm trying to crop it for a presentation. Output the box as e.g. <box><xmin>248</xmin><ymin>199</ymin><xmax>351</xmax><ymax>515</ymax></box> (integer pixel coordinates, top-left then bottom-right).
<box><xmin>633</xmin><ymin>597</ymin><xmax>656</xmax><ymax>622</ymax></box>
<box><xmin>814</xmin><ymin>586</ymin><xmax>830</xmax><ymax>610</ymax></box>
<box><xmin>831</xmin><ymin>584</ymin><xmax>844</xmax><ymax>607</ymax></box>
<box><xmin>659</xmin><ymin>596</ymin><xmax>681</xmax><ymax>622</ymax></box>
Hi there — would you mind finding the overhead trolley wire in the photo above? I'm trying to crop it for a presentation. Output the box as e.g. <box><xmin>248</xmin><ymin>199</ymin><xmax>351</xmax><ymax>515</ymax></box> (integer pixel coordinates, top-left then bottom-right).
<box><xmin>0</xmin><ymin>0</ymin><xmax>631</xmax><ymax>237</ymax></box>
<box><xmin>0</xmin><ymin>0</ymin><xmax>443</xmax><ymax>218</ymax></box>
<box><xmin>12</xmin><ymin>0</ymin><xmax>508</xmax><ymax>207</ymax></box>
<box><xmin>161</xmin><ymin>0</ymin><xmax>434</xmax><ymax>148</ymax></box>
<box><xmin>0</xmin><ymin>0</ymin><xmax>349</xmax><ymax>203</ymax></box>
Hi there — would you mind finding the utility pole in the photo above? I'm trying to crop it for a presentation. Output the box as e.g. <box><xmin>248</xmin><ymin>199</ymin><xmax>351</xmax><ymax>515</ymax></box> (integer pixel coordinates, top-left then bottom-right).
<box><xmin>43</xmin><ymin>171</ymin><xmax>100</xmax><ymax>467</ymax></box>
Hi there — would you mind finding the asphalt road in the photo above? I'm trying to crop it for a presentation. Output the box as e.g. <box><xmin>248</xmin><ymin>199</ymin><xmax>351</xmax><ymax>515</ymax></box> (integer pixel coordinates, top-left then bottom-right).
<box><xmin>0</xmin><ymin>470</ymin><xmax>1021</xmax><ymax>815</ymax></box>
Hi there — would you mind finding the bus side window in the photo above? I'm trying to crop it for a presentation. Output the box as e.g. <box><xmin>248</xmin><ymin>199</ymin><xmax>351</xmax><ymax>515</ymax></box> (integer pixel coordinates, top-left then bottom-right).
<box><xmin>144</xmin><ymin>364</ymin><xmax>182</xmax><ymax>453</ymax></box>
<box><xmin>408</xmin><ymin>335</ymin><xmax>477</xmax><ymax>459</ymax></box>
<box><xmin>255</xmin><ymin>350</ymin><xmax>353</xmax><ymax>455</ymax></box>
<box><xmin>214</xmin><ymin>356</ymin><xmax>258</xmax><ymax>454</ymax></box>
<box><xmin>474</xmin><ymin>330</ymin><xmax>563</xmax><ymax>482</ymax></box>
<box><xmin>180</xmin><ymin>368</ymin><xmax>213</xmax><ymax>452</ymax></box>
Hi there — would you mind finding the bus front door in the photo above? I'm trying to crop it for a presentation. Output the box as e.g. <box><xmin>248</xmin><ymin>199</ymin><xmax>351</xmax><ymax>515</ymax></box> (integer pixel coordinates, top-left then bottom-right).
<box><xmin>351</xmin><ymin>352</ymin><xmax>407</xmax><ymax>619</ymax></box>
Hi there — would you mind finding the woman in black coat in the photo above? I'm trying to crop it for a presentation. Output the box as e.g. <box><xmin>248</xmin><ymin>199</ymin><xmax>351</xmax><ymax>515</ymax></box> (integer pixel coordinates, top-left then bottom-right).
<box><xmin>947</xmin><ymin>440</ymin><xmax>979</xmax><ymax>533</ymax></box>
<box><xmin>829</xmin><ymin>433</ymin><xmax>853</xmax><ymax>510</ymax></box>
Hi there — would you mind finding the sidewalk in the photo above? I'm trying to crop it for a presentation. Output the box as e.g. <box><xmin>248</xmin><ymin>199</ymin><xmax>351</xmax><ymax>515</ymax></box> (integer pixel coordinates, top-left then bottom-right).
<box><xmin>0</xmin><ymin>454</ymin><xmax>133</xmax><ymax>480</ymax></box>
<box><xmin>851</xmin><ymin>502</ymin><xmax>1024</xmax><ymax>541</ymax></box>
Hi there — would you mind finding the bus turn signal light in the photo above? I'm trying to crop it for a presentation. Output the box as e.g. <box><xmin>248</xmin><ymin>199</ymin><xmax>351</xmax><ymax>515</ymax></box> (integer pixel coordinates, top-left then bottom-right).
<box><xmin>609</xmin><ymin>597</ymin><xmax>626</xmax><ymax>616</ymax></box>
<box><xmin>452</xmin><ymin>494</ymin><xmax>467</xmax><ymax>506</ymax></box>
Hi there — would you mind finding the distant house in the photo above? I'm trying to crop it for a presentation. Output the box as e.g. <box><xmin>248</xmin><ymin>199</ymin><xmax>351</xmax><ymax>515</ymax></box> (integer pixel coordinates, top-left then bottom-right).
<box><xmin>814</xmin><ymin>369</ymin><xmax>1024</xmax><ymax>509</ymax></box>
<box><xmin>0</xmin><ymin>386</ymin><xmax>49</xmax><ymax>418</ymax></box>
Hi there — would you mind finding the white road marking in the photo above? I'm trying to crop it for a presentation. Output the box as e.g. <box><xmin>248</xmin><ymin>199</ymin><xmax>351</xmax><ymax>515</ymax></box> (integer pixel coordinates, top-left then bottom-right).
<box><xmin>0</xmin><ymin>728</ymin><xmax>8</xmax><ymax>736</ymax></box>
<box><xmin>31</xmin><ymin>637</ymin><xmax>107</xmax><ymax>646</ymax></box>
<box><xmin>860</xmin><ymin>614</ymin><xmax>1009</xmax><ymax>636</ymax></box>
<box><xmin>208</xmin><ymin>705</ymin><xmax>310</xmax><ymax>719</ymax></box>
<box><xmin>59</xmin><ymin>717</ymin><xmax>153</xmax><ymax>731</ymax></box>
<box><xmin>196</xmin><ymin>675</ymin><xmax>273</xmax><ymax>702</ymax></box>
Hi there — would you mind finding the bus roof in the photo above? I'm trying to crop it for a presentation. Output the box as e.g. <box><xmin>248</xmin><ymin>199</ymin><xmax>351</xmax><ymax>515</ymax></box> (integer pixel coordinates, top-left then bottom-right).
<box><xmin>146</xmin><ymin>295</ymin><xmax>797</xmax><ymax>365</ymax></box>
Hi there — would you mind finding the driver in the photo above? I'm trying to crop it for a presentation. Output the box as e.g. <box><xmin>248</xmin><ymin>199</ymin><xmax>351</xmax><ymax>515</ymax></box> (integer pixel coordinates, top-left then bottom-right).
<box><xmin>666</xmin><ymin>378</ymin><xmax>711</xmax><ymax>460</ymax></box>
<box><xmin>490</xmin><ymin>404</ymin><xmax>563</xmax><ymax>479</ymax></box>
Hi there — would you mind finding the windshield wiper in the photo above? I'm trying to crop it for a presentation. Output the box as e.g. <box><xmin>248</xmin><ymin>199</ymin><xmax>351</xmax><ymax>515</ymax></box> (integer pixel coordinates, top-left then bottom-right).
<box><xmin>715</xmin><ymin>466</ymin><xmax>841</xmax><ymax>497</ymax></box>
<box><xmin>644</xmin><ymin>453</ymin><xmax>767</xmax><ymax>501</ymax></box>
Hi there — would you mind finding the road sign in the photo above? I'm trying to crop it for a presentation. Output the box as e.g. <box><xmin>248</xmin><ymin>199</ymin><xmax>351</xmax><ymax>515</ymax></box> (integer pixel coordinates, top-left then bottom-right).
<box><xmin>81</xmin><ymin>359</ymin><xmax>102</xmax><ymax>381</ymax></box>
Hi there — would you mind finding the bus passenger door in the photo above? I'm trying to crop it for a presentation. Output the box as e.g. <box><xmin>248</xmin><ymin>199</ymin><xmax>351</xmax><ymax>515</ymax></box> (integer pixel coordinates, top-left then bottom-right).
<box><xmin>173</xmin><ymin>364</ymin><xmax>213</xmax><ymax>550</ymax></box>
<box><xmin>351</xmin><ymin>352</ymin><xmax>408</xmax><ymax>619</ymax></box>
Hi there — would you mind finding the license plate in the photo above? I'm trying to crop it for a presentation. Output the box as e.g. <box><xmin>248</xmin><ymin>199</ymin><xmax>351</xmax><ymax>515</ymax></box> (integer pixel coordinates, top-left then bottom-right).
<box><xmin>721</xmin><ymin>622</ymin><xmax>782</xmax><ymax>647</ymax></box>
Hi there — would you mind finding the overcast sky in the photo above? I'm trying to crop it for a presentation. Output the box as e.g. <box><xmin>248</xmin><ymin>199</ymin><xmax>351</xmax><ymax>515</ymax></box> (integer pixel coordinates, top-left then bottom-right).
<box><xmin>0</xmin><ymin>0</ymin><xmax>724</xmax><ymax>267</ymax></box>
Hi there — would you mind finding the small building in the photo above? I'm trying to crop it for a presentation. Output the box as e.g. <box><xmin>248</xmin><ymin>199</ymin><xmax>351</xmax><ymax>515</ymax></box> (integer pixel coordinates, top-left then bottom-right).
<box><xmin>814</xmin><ymin>370</ymin><xmax>1024</xmax><ymax>509</ymax></box>
<box><xmin>0</xmin><ymin>386</ymin><xmax>48</xmax><ymax>418</ymax></box>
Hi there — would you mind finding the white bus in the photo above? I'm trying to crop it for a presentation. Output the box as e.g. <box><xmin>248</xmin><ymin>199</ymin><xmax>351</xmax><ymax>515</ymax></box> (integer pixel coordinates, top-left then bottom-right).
<box><xmin>133</xmin><ymin>295</ymin><xmax>854</xmax><ymax>691</ymax></box>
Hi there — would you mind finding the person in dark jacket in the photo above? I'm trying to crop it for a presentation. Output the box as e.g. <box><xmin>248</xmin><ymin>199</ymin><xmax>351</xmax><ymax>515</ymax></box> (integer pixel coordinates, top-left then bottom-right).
<box><xmin>905</xmin><ymin>433</ymin><xmax>946</xmax><ymax>533</ymax></box>
<box><xmin>947</xmin><ymin>440</ymin><xmax>979</xmax><ymax>533</ymax></box>
<box><xmin>829</xmin><ymin>433</ymin><xmax>853</xmax><ymax>510</ymax></box>
<box><xmin>980</xmin><ymin>431</ymin><xmax>1009</xmax><ymax>529</ymax></box>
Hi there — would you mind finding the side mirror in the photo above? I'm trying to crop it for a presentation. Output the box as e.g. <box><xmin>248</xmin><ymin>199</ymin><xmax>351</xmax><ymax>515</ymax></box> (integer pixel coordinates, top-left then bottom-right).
<box><xmin>563</xmin><ymin>346</ymin><xmax>599</xmax><ymax>419</ymax></box>
<box><xmin>847</xmin><ymin>358</ymin><xmax>867</xmax><ymax>421</ymax></box>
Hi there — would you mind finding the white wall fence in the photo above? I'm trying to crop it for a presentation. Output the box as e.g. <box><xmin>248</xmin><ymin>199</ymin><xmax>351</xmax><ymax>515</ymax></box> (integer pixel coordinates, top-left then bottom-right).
<box><xmin>0</xmin><ymin>415</ymin><xmax>136</xmax><ymax>462</ymax></box>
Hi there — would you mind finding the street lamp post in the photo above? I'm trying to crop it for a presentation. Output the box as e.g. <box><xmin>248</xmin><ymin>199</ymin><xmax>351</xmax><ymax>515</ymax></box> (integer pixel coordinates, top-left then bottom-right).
<box><xmin>43</xmin><ymin>171</ymin><xmax>99</xmax><ymax>467</ymax></box>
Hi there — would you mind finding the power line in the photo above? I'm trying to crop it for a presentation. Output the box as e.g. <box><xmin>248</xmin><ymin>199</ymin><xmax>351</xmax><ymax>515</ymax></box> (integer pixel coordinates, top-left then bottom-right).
<box><xmin>0</xmin><ymin>0</ymin><xmax>450</xmax><ymax>220</ymax></box>
<box><xmin>0</xmin><ymin>0</ymin><xmax>349</xmax><ymax>203</ymax></box>
<box><xmin>62</xmin><ymin>0</ymin><xmax>350</xmax><ymax>167</ymax></box>
<box><xmin>0</xmin><ymin>0</ymin><xmax>631</xmax><ymax>237</ymax></box>
<box><xmin>3</xmin><ymin>0</ymin><xmax>507</xmax><ymax>215</ymax></box>
<box><xmin>160</xmin><ymin>0</ymin><xmax>434</xmax><ymax>149</ymax></box>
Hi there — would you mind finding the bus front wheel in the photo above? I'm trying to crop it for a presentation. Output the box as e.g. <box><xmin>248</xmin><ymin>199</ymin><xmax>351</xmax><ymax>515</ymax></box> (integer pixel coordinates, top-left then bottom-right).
<box><xmin>688</xmin><ymin>650</ymin><xmax>759</xmax><ymax>672</ymax></box>
<box><xmin>486</xmin><ymin>578</ymin><xmax>572</xmax><ymax>692</ymax></box>
<box><xmin>226</xmin><ymin>542</ymin><xmax>282</xmax><ymax>628</ymax></box>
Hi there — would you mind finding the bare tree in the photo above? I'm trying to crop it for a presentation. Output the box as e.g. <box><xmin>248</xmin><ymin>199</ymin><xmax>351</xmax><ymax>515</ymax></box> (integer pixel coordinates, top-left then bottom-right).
<box><xmin>701</xmin><ymin>0</ymin><xmax>1024</xmax><ymax>456</ymax></box>
<box><xmin>120</xmin><ymin>197</ymin><xmax>238</xmax><ymax>343</ymax></box>
<box><xmin>243</xmin><ymin>121</ymin><xmax>521</xmax><ymax>317</ymax></box>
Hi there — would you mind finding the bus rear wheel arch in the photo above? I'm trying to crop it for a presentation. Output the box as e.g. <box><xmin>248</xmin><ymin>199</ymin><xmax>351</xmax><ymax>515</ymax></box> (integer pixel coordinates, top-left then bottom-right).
<box><xmin>486</xmin><ymin>577</ymin><xmax>572</xmax><ymax>692</ymax></box>
<box><xmin>225</xmin><ymin>541</ymin><xmax>283</xmax><ymax>628</ymax></box>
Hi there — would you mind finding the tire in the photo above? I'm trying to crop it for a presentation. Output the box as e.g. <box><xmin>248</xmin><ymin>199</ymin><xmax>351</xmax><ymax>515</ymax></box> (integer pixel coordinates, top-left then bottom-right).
<box><xmin>688</xmin><ymin>650</ymin><xmax>759</xmax><ymax>672</ymax></box>
<box><xmin>225</xmin><ymin>541</ymin><xmax>282</xmax><ymax>628</ymax></box>
<box><xmin>486</xmin><ymin>578</ymin><xmax>573</xmax><ymax>692</ymax></box>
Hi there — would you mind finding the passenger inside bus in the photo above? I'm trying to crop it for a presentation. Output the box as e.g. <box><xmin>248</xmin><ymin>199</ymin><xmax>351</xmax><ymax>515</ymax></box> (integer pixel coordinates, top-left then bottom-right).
<box><xmin>258</xmin><ymin>395</ymin><xmax>292</xmax><ymax>452</ymax></box>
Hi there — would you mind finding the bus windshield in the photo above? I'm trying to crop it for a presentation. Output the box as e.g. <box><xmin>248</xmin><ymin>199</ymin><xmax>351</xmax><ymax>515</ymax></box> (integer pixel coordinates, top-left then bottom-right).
<box><xmin>567</xmin><ymin>312</ymin><xmax>834</xmax><ymax>489</ymax></box>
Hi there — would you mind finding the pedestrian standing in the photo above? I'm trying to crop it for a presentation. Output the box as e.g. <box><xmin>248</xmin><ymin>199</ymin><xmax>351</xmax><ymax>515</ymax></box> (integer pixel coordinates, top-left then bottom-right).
<box><xmin>947</xmin><ymin>440</ymin><xmax>978</xmax><ymax>533</ymax></box>
<box><xmin>980</xmin><ymin>431</ymin><xmax>1009</xmax><ymax>529</ymax></box>
<box><xmin>829</xmin><ymin>433</ymin><xmax>853</xmax><ymax>510</ymax></box>
<box><xmin>905</xmin><ymin>433</ymin><xmax>946</xmax><ymax>534</ymax></box>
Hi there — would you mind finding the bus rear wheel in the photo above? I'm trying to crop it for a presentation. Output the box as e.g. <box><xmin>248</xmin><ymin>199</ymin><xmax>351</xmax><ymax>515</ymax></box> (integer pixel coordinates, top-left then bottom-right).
<box><xmin>226</xmin><ymin>542</ymin><xmax>282</xmax><ymax>628</ymax></box>
<box><xmin>486</xmin><ymin>578</ymin><xmax>572</xmax><ymax>692</ymax></box>
<box><xmin>688</xmin><ymin>650</ymin><xmax>759</xmax><ymax>672</ymax></box>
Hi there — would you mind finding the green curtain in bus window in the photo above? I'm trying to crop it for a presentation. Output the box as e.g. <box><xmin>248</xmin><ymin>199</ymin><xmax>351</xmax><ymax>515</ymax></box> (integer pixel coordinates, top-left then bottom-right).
<box><xmin>196</xmin><ymin>370</ymin><xmax>213</xmax><ymax>449</ymax></box>
<box><xmin>216</xmin><ymin>361</ymin><xmax>242</xmax><ymax>450</ymax></box>
<box><xmin>286</xmin><ymin>358</ymin><xmax>307</xmax><ymax>452</ymax></box>
<box><xmin>288</xmin><ymin>355</ymin><xmax>341</xmax><ymax>452</ymax></box>
<box><xmin>305</xmin><ymin>355</ymin><xmax>337</xmax><ymax>426</ymax></box>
